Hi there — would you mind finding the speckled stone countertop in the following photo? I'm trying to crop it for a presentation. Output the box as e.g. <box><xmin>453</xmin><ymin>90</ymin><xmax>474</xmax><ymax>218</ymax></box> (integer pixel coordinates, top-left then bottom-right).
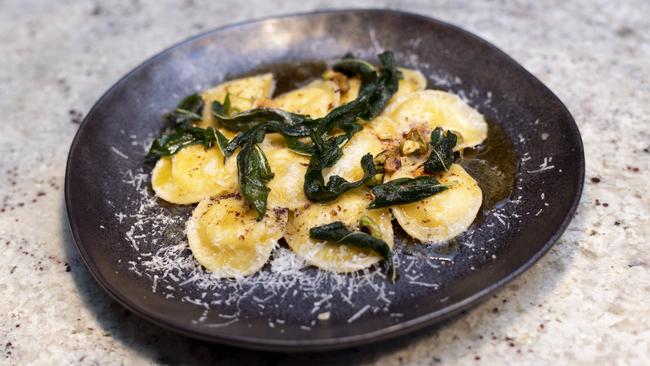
<box><xmin>1</xmin><ymin>0</ymin><xmax>648</xmax><ymax>364</ymax></box>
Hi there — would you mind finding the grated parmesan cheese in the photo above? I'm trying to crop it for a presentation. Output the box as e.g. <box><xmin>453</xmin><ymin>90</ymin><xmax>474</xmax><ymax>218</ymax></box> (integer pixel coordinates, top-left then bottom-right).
<box><xmin>113</xmin><ymin>77</ymin><xmax>546</xmax><ymax>331</ymax></box>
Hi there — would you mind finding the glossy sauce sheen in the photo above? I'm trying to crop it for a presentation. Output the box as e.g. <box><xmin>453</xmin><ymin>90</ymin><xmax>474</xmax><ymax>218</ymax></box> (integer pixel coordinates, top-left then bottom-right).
<box><xmin>459</xmin><ymin>121</ymin><xmax>518</xmax><ymax>215</ymax></box>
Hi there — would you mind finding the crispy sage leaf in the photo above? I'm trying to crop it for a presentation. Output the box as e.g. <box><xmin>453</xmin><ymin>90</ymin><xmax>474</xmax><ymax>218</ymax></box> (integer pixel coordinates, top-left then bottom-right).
<box><xmin>304</xmin><ymin>153</ymin><xmax>377</xmax><ymax>203</ymax></box>
<box><xmin>146</xmin><ymin>94</ymin><xmax>216</xmax><ymax>160</ymax></box>
<box><xmin>283</xmin><ymin>136</ymin><xmax>314</xmax><ymax>156</ymax></box>
<box><xmin>368</xmin><ymin>176</ymin><xmax>447</xmax><ymax>209</ymax></box>
<box><xmin>213</xmin><ymin>102</ymin><xmax>318</xmax><ymax>157</ymax></box>
<box><xmin>237</xmin><ymin>131</ymin><xmax>274</xmax><ymax>219</ymax></box>
<box><xmin>363</xmin><ymin>52</ymin><xmax>401</xmax><ymax>120</ymax></box>
<box><xmin>164</xmin><ymin>93</ymin><xmax>204</xmax><ymax>129</ymax></box>
<box><xmin>222</xmin><ymin>93</ymin><xmax>232</xmax><ymax>115</ymax></box>
<box><xmin>212</xmin><ymin>103</ymin><xmax>314</xmax><ymax>134</ymax></box>
<box><xmin>309</xmin><ymin>221</ymin><xmax>396</xmax><ymax>282</ymax></box>
<box><xmin>424</xmin><ymin>127</ymin><xmax>458</xmax><ymax>173</ymax></box>
<box><xmin>146</xmin><ymin>126</ymin><xmax>218</xmax><ymax>161</ymax></box>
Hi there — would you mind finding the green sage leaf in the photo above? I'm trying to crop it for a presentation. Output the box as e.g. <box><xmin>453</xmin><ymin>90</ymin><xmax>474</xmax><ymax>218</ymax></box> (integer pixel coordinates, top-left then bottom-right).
<box><xmin>146</xmin><ymin>126</ymin><xmax>218</xmax><ymax>161</ymax></box>
<box><xmin>164</xmin><ymin>93</ymin><xmax>204</xmax><ymax>129</ymax></box>
<box><xmin>424</xmin><ymin>127</ymin><xmax>458</xmax><ymax>173</ymax></box>
<box><xmin>237</xmin><ymin>136</ymin><xmax>274</xmax><ymax>220</ymax></box>
<box><xmin>304</xmin><ymin>153</ymin><xmax>377</xmax><ymax>203</ymax></box>
<box><xmin>309</xmin><ymin>221</ymin><xmax>396</xmax><ymax>282</ymax></box>
<box><xmin>368</xmin><ymin>176</ymin><xmax>447</xmax><ymax>209</ymax></box>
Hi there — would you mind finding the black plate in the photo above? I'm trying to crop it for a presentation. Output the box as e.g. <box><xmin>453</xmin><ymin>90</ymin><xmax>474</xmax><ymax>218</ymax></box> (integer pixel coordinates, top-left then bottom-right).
<box><xmin>65</xmin><ymin>9</ymin><xmax>584</xmax><ymax>352</ymax></box>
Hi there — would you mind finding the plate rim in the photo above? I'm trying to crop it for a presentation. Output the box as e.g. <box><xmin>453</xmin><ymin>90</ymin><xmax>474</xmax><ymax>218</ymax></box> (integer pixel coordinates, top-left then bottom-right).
<box><xmin>64</xmin><ymin>8</ymin><xmax>585</xmax><ymax>352</ymax></box>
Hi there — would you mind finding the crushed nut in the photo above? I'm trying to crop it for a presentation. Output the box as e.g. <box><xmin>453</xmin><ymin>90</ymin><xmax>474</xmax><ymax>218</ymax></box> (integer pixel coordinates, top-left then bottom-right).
<box><xmin>400</xmin><ymin>128</ymin><xmax>428</xmax><ymax>156</ymax></box>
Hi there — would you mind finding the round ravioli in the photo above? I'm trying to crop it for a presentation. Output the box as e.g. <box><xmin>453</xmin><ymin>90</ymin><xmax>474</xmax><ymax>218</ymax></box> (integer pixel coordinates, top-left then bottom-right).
<box><xmin>186</xmin><ymin>195</ymin><xmax>288</xmax><ymax>278</ymax></box>
<box><xmin>271</xmin><ymin>80</ymin><xmax>340</xmax><ymax>118</ymax></box>
<box><xmin>284</xmin><ymin>190</ymin><xmax>394</xmax><ymax>273</ymax></box>
<box><xmin>376</xmin><ymin>90</ymin><xmax>488</xmax><ymax>149</ymax></box>
<box><xmin>389</xmin><ymin>163</ymin><xmax>482</xmax><ymax>243</ymax></box>
<box><xmin>265</xmin><ymin>148</ymin><xmax>310</xmax><ymax>210</ymax></box>
<box><xmin>322</xmin><ymin>128</ymin><xmax>385</xmax><ymax>182</ymax></box>
<box><xmin>198</xmin><ymin>73</ymin><xmax>275</xmax><ymax>130</ymax></box>
<box><xmin>151</xmin><ymin>145</ymin><xmax>237</xmax><ymax>204</ymax></box>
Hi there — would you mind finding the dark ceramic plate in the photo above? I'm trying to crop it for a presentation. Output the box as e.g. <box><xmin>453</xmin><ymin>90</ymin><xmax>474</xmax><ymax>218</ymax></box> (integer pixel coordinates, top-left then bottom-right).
<box><xmin>65</xmin><ymin>9</ymin><xmax>584</xmax><ymax>352</ymax></box>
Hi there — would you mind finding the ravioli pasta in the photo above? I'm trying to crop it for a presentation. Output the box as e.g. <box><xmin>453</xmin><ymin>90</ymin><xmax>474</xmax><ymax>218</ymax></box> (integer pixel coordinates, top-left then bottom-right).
<box><xmin>376</xmin><ymin>90</ymin><xmax>488</xmax><ymax>149</ymax></box>
<box><xmin>199</xmin><ymin>73</ymin><xmax>275</xmax><ymax>136</ymax></box>
<box><xmin>151</xmin><ymin>145</ymin><xmax>236</xmax><ymax>205</ymax></box>
<box><xmin>389</xmin><ymin>163</ymin><xmax>483</xmax><ymax>243</ymax></box>
<box><xmin>271</xmin><ymin>79</ymin><xmax>341</xmax><ymax>118</ymax></box>
<box><xmin>148</xmin><ymin>56</ymin><xmax>490</xmax><ymax>279</ymax></box>
<box><xmin>186</xmin><ymin>195</ymin><xmax>288</xmax><ymax>277</ymax></box>
<box><xmin>284</xmin><ymin>190</ymin><xmax>394</xmax><ymax>273</ymax></box>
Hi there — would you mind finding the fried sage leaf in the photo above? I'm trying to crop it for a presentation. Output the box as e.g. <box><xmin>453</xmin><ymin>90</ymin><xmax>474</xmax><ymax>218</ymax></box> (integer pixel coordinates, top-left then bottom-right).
<box><xmin>283</xmin><ymin>136</ymin><xmax>314</xmax><ymax>156</ymax></box>
<box><xmin>309</xmin><ymin>221</ymin><xmax>396</xmax><ymax>282</ymax></box>
<box><xmin>213</xmin><ymin>103</ymin><xmax>317</xmax><ymax>156</ymax></box>
<box><xmin>424</xmin><ymin>127</ymin><xmax>458</xmax><ymax>173</ymax></box>
<box><xmin>304</xmin><ymin>153</ymin><xmax>377</xmax><ymax>203</ymax></box>
<box><xmin>361</xmin><ymin>51</ymin><xmax>401</xmax><ymax>120</ymax></box>
<box><xmin>237</xmin><ymin>129</ymin><xmax>274</xmax><ymax>219</ymax></box>
<box><xmin>213</xmin><ymin>128</ymin><xmax>231</xmax><ymax>157</ymax></box>
<box><xmin>304</xmin><ymin>51</ymin><xmax>400</xmax><ymax>202</ymax></box>
<box><xmin>146</xmin><ymin>94</ymin><xmax>217</xmax><ymax>161</ymax></box>
<box><xmin>146</xmin><ymin>126</ymin><xmax>219</xmax><ymax>161</ymax></box>
<box><xmin>212</xmin><ymin>103</ymin><xmax>314</xmax><ymax>134</ymax></box>
<box><xmin>164</xmin><ymin>93</ymin><xmax>204</xmax><ymax>129</ymax></box>
<box><xmin>368</xmin><ymin>176</ymin><xmax>447</xmax><ymax>209</ymax></box>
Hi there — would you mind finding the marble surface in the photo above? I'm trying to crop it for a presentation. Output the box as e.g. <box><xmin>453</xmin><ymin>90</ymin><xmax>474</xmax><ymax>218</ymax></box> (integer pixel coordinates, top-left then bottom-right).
<box><xmin>1</xmin><ymin>0</ymin><xmax>649</xmax><ymax>364</ymax></box>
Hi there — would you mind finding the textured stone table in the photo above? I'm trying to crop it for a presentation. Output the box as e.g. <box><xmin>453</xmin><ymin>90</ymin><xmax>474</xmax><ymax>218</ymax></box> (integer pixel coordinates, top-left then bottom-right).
<box><xmin>1</xmin><ymin>0</ymin><xmax>648</xmax><ymax>364</ymax></box>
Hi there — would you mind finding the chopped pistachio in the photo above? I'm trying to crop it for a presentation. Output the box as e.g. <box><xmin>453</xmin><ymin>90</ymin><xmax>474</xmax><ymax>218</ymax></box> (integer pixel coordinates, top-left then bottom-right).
<box><xmin>374</xmin><ymin>150</ymin><xmax>389</xmax><ymax>166</ymax></box>
<box><xmin>400</xmin><ymin>140</ymin><xmax>420</xmax><ymax>155</ymax></box>
<box><xmin>399</xmin><ymin>128</ymin><xmax>428</xmax><ymax>156</ymax></box>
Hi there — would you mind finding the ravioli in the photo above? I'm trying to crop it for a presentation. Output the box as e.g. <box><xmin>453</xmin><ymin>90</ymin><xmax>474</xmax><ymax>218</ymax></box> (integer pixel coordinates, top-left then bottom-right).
<box><xmin>375</xmin><ymin>90</ymin><xmax>488</xmax><ymax>149</ymax></box>
<box><xmin>284</xmin><ymin>190</ymin><xmax>394</xmax><ymax>272</ymax></box>
<box><xmin>271</xmin><ymin>80</ymin><xmax>341</xmax><ymax>118</ymax></box>
<box><xmin>155</xmin><ymin>140</ymin><xmax>309</xmax><ymax>209</ymax></box>
<box><xmin>186</xmin><ymin>195</ymin><xmax>288</xmax><ymax>278</ymax></box>
<box><xmin>198</xmin><ymin>73</ymin><xmax>275</xmax><ymax>132</ymax></box>
<box><xmin>151</xmin><ymin>145</ymin><xmax>237</xmax><ymax>204</ymax></box>
<box><xmin>389</xmin><ymin>163</ymin><xmax>482</xmax><ymax>243</ymax></box>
